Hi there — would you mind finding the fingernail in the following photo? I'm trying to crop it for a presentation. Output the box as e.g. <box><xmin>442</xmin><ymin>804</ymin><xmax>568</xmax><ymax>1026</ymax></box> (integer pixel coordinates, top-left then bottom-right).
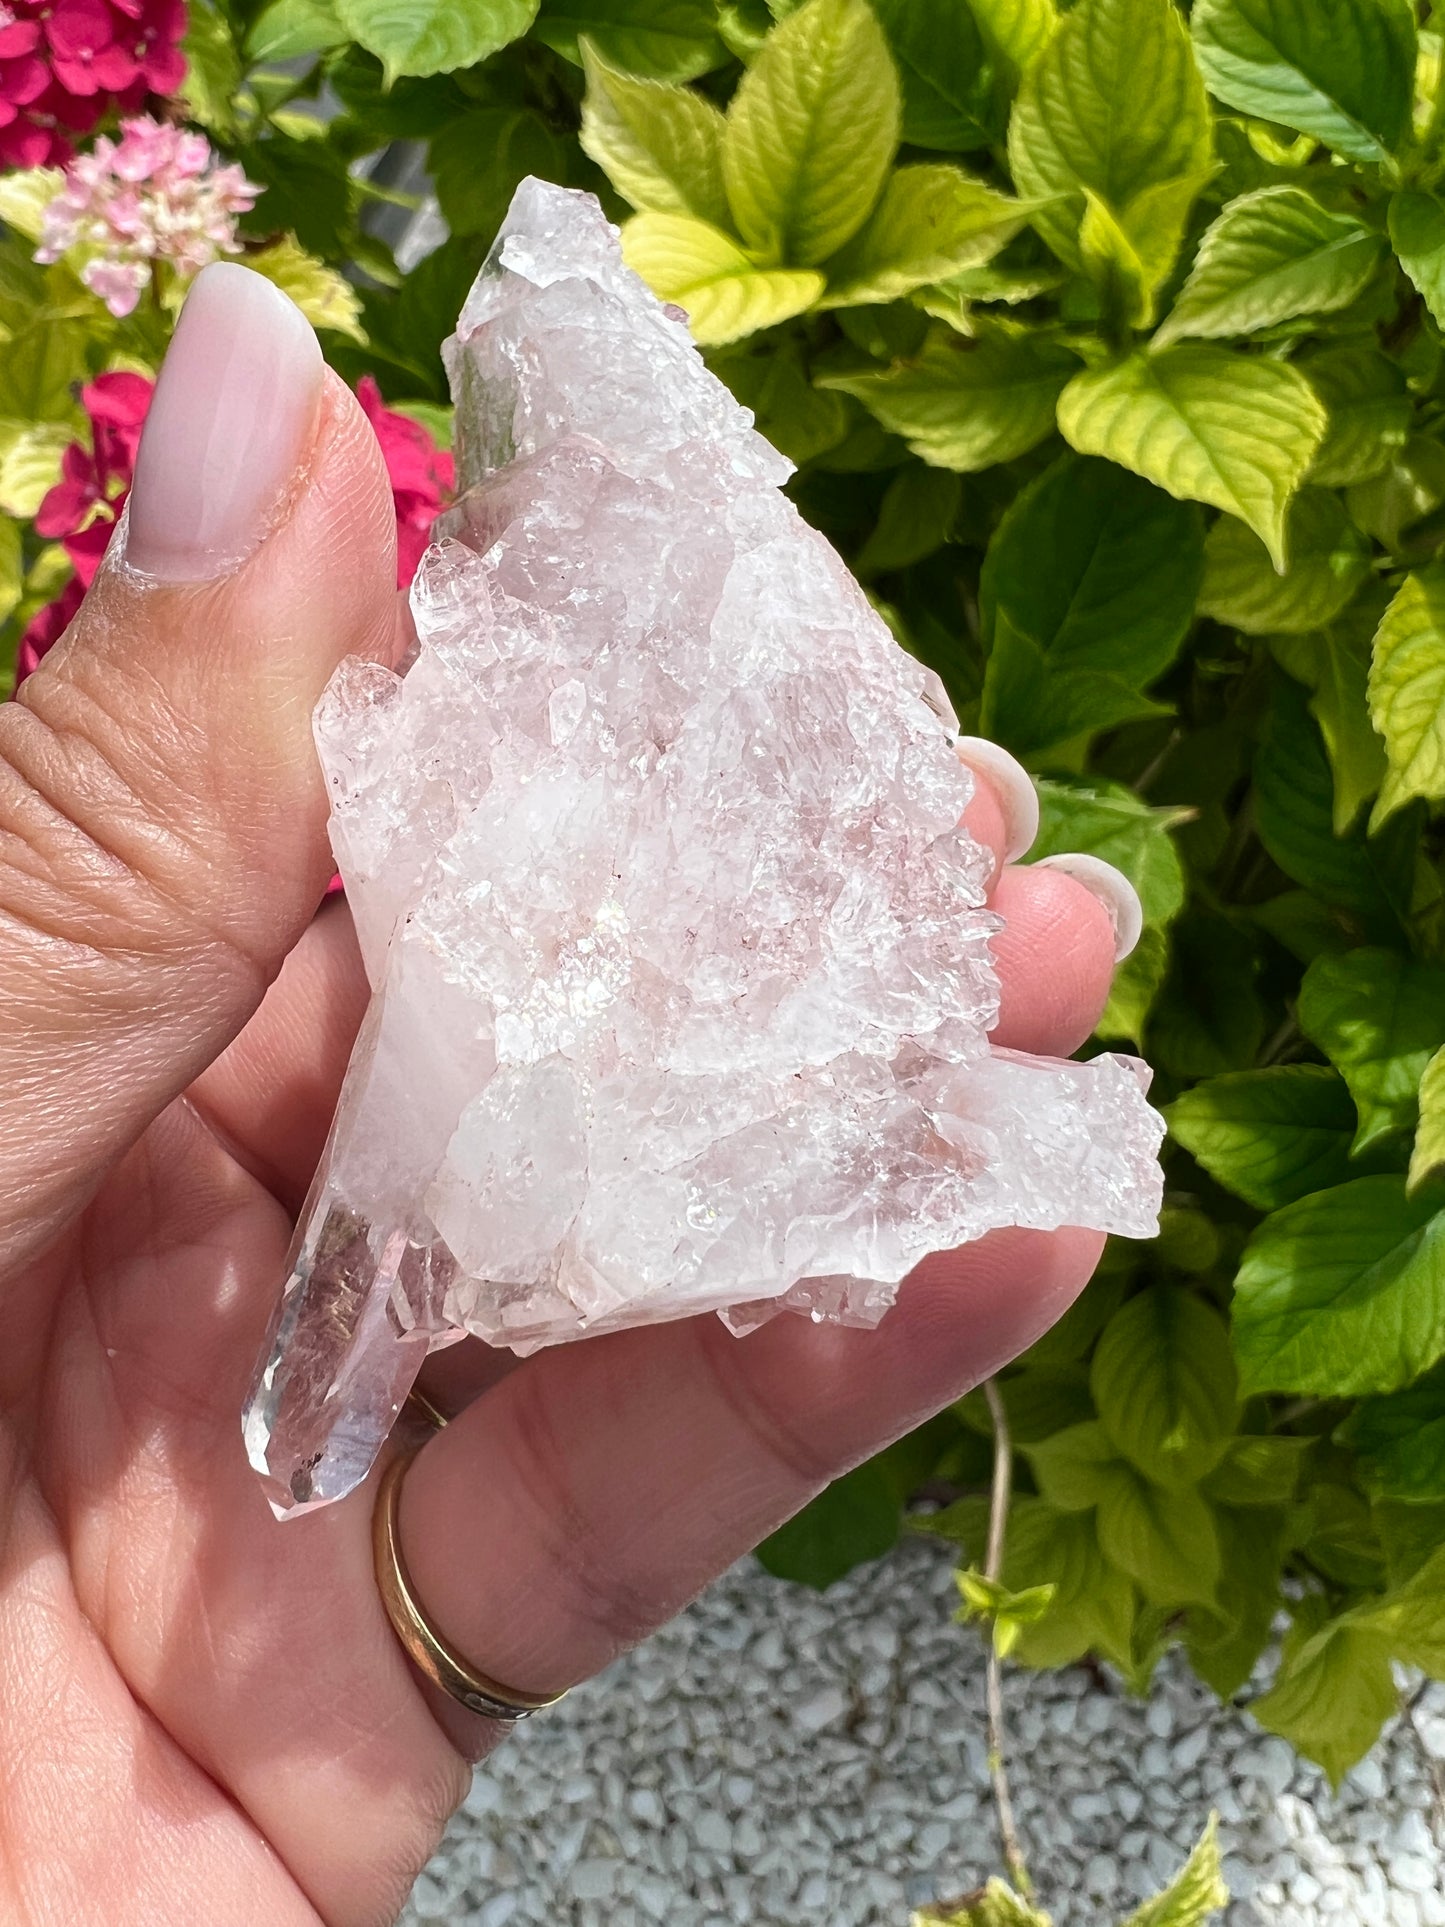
<box><xmin>125</xmin><ymin>262</ymin><xmax>324</xmax><ymax>580</ymax></box>
<box><xmin>1032</xmin><ymin>853</ymin><xmax>1144</xmax><ymax>961</ymax></box>
<box><xmin>956</xmin><ymin>736</ymin><xmax>1040</xmax><ymax>862</ymax></box>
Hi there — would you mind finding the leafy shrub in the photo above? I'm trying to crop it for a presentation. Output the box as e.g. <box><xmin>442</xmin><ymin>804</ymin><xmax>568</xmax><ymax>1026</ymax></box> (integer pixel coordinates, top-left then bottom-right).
<box><xmin>3</xmin><ymin>0</ymin><xmax>1445</xmax><ymax>1799</ymax></box>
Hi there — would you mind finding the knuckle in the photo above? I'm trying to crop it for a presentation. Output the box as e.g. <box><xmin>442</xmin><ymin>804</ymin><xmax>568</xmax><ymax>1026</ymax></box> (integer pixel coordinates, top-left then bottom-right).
<box><xmin>0</xmin><ymin>664</ymin><xmax>265</xmax><ymax>997</ymax></box>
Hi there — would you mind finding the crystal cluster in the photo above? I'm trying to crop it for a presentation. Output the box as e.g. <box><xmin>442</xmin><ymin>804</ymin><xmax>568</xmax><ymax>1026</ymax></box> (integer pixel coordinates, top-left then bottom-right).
<box><xmin>244</xmin><ymin>179</ymin><xmax>1165</xmax><ymax>1518</ymax></box>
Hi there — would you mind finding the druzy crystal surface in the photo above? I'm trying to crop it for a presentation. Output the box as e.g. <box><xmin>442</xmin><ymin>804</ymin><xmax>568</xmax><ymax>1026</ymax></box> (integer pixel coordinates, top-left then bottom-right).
<box><xmin>244</xmin><ymin>179</ymin><xmax>1165</xmax><ymax>1517</ymax></box>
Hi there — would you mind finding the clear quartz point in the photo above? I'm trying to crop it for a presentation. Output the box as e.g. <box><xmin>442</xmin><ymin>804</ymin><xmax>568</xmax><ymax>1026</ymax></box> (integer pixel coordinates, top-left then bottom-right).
<box><xmin>243</xmin><ymin>178</ymin><xmax>1166</xmax><ymax>1518</ymax></box>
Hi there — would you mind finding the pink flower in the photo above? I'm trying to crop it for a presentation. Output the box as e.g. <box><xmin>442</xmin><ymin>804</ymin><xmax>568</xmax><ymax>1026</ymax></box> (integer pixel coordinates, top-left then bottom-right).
<box><xmin>36</xmin><ymin>115</ymin><xmax>259</xmax><ymax>316</ymax></box>
<box><xmin>356</xmin><ymin>376</ymin><xmax>455</xmax><ymax>588</ymax></box>
<box><xmin>0</xmin><ymin>0</ymin><xmax>185</xmax><ymax>168</ymax></box>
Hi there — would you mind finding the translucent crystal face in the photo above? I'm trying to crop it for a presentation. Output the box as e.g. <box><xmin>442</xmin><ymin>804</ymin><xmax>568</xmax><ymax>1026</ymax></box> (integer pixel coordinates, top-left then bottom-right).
<box><xmin>243</xmin><ymin>179</ymin><xmax>1165</xmax><ymax>1518</ymax></box>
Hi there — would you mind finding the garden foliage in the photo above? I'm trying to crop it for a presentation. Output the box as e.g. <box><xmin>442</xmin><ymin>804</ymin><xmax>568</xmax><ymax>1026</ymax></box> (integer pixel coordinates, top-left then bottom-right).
<box><xmin>5</xmin><ymin>0</ymin><xmax>1445</xmax><ymax>1788</ymax></box>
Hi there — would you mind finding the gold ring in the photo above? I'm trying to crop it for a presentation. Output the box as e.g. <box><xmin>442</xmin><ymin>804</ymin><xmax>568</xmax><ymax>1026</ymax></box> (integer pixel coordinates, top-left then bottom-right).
<box><xmin>372</xmin><ymin>1449</ymin><xmax>568</xmax><ymax>1723</ymax></box>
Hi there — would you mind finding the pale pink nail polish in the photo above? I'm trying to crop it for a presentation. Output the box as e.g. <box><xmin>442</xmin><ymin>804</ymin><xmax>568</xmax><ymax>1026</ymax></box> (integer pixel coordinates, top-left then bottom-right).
<box><xmin>956</xmin><ymin>735</ymin><xmax>1040</xmax><ymax>862</ymax></box>
<box><xmin>1032</xmin><ymin>853</ymin><xmax>1145</xmax><ymax>961</ymax></box>
<box><xmin>125</xmin><ymin>262</ymin><xmax>324</xmax><ymax>580</ymax></box>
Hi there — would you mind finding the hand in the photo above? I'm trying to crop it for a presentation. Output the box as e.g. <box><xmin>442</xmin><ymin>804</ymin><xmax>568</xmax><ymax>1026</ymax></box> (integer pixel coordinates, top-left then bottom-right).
<box><xmin>0</xmin><ymin>265</ymin><xmax>1133</xmax><ymax>1927</ymax></box>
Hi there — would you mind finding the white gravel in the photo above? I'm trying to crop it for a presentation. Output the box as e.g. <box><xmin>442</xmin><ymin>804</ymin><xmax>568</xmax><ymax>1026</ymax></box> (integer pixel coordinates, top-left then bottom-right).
<box><xmin>402</xmin><ymin>1536</ymin><xmax>1445</xmax><ymax>1926</ymax></box>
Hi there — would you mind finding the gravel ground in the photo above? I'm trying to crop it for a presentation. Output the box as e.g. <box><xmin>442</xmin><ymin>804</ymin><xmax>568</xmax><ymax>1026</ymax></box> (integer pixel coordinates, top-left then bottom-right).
<box><xmin>402</xmin><ymin>1536</ymin><xmax>1445</xmax><ymax>1927</ymax></box>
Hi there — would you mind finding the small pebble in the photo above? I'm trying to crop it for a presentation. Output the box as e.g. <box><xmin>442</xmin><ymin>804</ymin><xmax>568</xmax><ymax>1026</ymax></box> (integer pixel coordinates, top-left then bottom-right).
<box><xmin>399</xmin><ymin>1540</ymin><xmax>1445</xmax><ymax>1927</ymax></box>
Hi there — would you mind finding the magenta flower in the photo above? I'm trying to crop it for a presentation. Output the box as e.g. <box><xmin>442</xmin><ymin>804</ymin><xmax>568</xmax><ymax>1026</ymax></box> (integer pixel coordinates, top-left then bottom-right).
<box><xmin>35</xmin><ymin>114</ymin><xmax>259</xmax><ymax>316</ymax></box>
<box><xmin>0</xmin><ymin>0</ymin><xmax>185</xmax><ymax>168</ymax></box>
<box><xmin>356</xmin><ymin>376</ymin><xmax>455</xmax><ymax>589</ymax></box>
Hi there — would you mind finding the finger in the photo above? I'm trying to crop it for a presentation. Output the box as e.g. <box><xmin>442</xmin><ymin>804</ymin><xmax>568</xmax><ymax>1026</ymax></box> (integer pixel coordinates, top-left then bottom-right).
<box><xmin>0</xmin><ymin>264</ymin><xmax>397</xmax><ymax>1270</ymax></box>
<box><xmin>398</xmin><ymin>1222</ymin><xmax>1102</xmax><ymax>1746</ymax></box>
<box><xmin>956</xmin><ymin>735</ymin><xmax>1038</xmax><ymax>872</ymax></box>
<box><xmin>987</xmin><ymin>862</ymin><xmax>1123</xmax><ymax>1056</ymax></box>
<box><xmin>187</xmin><ymin>898</ymin><xmax>370</xmax><ymax>1212</ymax></box>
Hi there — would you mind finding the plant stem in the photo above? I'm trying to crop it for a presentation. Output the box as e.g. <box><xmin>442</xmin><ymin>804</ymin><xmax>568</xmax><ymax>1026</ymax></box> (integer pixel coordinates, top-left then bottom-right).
<box><xmin>982</xmin><ymin>1376</ymin><xmax>1030</xmax><ymax>1897</ymax></box>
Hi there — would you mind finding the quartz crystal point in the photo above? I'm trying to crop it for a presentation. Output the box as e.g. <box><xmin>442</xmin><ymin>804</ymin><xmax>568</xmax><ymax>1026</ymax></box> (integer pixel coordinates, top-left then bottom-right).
<box><xmin>244</xmin><ymin>178</ymin><xmax>1165</xmax><ymax>1518</ymax></box>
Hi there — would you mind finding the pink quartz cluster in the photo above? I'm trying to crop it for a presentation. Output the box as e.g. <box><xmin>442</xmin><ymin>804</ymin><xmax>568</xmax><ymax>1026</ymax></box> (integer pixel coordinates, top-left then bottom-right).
<box><xmin>0</xmin><ymin>0</ymin><xmax>185</xmax><ymax>168</ymax></box>
<box><xmin>34</xmin><ymin>113</ymin><xmax>257</xmax><ymax>315</ymax></box>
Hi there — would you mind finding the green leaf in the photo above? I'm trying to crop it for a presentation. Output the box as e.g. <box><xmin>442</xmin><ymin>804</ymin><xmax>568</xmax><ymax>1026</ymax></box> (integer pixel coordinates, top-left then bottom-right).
<box><xmin>869</xmin><ymin>0</ymin><xmax>998</xmax><ymax>153</ymax></box>
<box><xmin>1057</xmin><ymin>348</ymin><xmax>1325</xmax><ymax>571</ymax></box>
<box><xmin>1250</xmin><ymin>1618</ymin><xmax>1397</xmax><ymax>1784</ymax></box>
<box><xmin>916</xmin><ymin>1879</ymin><xmax>1054</xmax><ymax>1927</ymax></box>
<box><xmin>1367</xmin><ymin>568</ymin><xmax>1445</xmax><ymax>831</ymax></box>
<box><xmin>1029</xmin><ymin>779</ymin><xmax>1187</xmax><ymax>929</ymax></box>
<box><xmin>1147</xmin><ymin>907</ymin><xmax>1266</xmax><ymax>1079</ymax></box>
<box><xmin>1253</xmin><ymin>677</ymin><xmax>1399</xmax><ymax>919</ymax></box>
<box><xmin>0</xmin><ymin>169</ymin><xmax>62</xmax><ymax>243</ymax></box>
<box><xmin>980</xmin><ymin>453</ymin><xmax>1203</xmax><ymax>755</ymax></box>
<box><xmin>1025</xmin><ymin>1421</ymin><xmax>1124</xmax><ymax>1511</ymax></box>
<box><xmin>1187</xmin><ymin>1506</ymin><xmax>1288</xmax><ymax>1698</ymax></box>
<box><xmin>1410</xmin><ymin>1045</ymin><xmax>1445</xmax><ymax>1198</ymax></box>
<box><xmin>1303</xmin><ymin>344</ymin><xmax>1411</xmax><ymax>489</ymax></box>
<box><xmin>1298</xmin><ymin>946</ymin><xmax>1445</xmax><ymax>1153</ymax></box>
<box><xmin>1091</xmin><ymin>1288</ymin><xmax>1239</xmax><ymax>1489</ymax></box>
<box><xmin>1347</xmin><ymin>1540</ymin><xmax>1445</xmax><ymax>1673</ymax></box>
<box><xmin>1095</xmin><ymin>1461</ymin><xmax>1221</xmax><ymax>1608</ymax></box>
<box><xmin>179</xmin><ymin>1</ymin><xmax>242</xmax><ymax>136</ymax></box>
<box><xmin>0</xmin><ymin>515</ymin><xmax>20</xmax><ymax>628</ymax></box>
<box><xmin>1390</xmin><ymin>189</ymin><xmax>1445</xmax><ymax>332</ymax></box>
<box><xmin>1155</xmin><ymin>187</ymin><xmax>1386</xmax><ymax>349</ymax></box>
<box><xmin>237</xmin><ymin>134</ymin><xmax>353</xmax><ymax>256</ymax></box>
<box><xmin>1270</xmin><ymin>603</ymin><xmax>1388</xmax><ymax>834</ymax></box>
<box><xmin>1120</xmin><ymin>1815</ymin><xmax>1229</xmax><ymax>1927</ymax></box>
<box><xmin>856</xmin><ymin>463</ymin><xmax>962</xmax><ymax>573</ymax></box>
<box><xmin>821</xmin><ymin>167</ymin><xmax>1033</xmax><ymax>308</ymax></box>
<box><xmin>970</xmin><ymin>0</ymin><xmax>1053</xmax><ymax>73</ymax></box>
<box><xmin>1008</xmin><ymin>0</ymin><xmax>1212</xmax><ymax>289</ymax></box>
<box><xmin>1204</xmin><ymin>1434</ymin><xmax>1311</xmax><ymax>1506</ymax></box>
<box><xmin>1191</xmin><ymin>0</ymin><xmax>1417</xmax><ymax>167</ymax></box>
<box><xmin>1100</xmin><ymin>922</ymin><xmax>1171</xmax><ymax>1047</ymax></box>
<box><xmin>534</xmin><ymin>0</ymin><xmax>724</xmax><ymax>78</ymax></box>
<box><xmin>1000</xmin><ymin>1499</ymin><xmax>1139</xmax><ymax>1669</ymax></box>
<box><xmin>1199</xmin><ymin>490</ymin><xmax>1370</xmax><ymax>637</ymax></box>
<box><xmin>246</xmin><ymin>0</ymin><xmax>345</xmax><ymax>63</ymax></box>
<box><xmin>334</xmin><ymin>0</ymin><xmax>536</xmax><ymax>80</ymax></box>
<box><xmin>0</xmin><ymin>322</ymin><xmax>89</xmax><ymax>425</ymax></box>
<box><xmin>580</xmin><ymin>43</ymin><xmax>730</xmax><ymax>226</ymax></box>
<box><xmin>1167</xmin><ymin>1065</ymin><xmax>1358</xmax><ymax>1210</ymax></box>
<box><xmin>1233</xmin><ymin>1175</ymin><xmax>1445</xmax><ymax>1397</ymax></box>
<box><xmin>244</xmin><ymin>236</ymin><xmax>365</xmax><ymax>341</ymax></box>
<box><xmin>825</xmin><ymin>328</ymin><xmax>1073</xmax><ymax>472</ymax></box>
<box><xmin>620</xmin><ymin>212</ymin><xmax>824</xmax><ymax>345</ymax></box>
<box><xmin>1344</xmin><ymin>1359</ymin><xmax>1445</xmax><ymax>1501</ymax></box>
<box><xmin>722</xmin><ymin>0</ymin><xmax>900</xmax><ymax>267</ymax></box>
<box><xmin>712</xmin><ymin>337</ymin><xmax>852</xmax><ymax>463</ymax></box>
<box><xmin>755</xmin><ymin>1457</ymin><xmax>901</xmax><ymax>1586</ymax></box>
<box><xmin>0</xmin><ymin>419</ymin><xmax>73</xmax><ymax>519</ymax></box>
<box><xmin>1347</xmin><ymin>436</ymin><xmax>1445</xmax><ymax>551</ymax></box>
<box><xmin>430</xmin><ymin>108</ymin><xmax>568</xmax><ymax>239</ymax></box>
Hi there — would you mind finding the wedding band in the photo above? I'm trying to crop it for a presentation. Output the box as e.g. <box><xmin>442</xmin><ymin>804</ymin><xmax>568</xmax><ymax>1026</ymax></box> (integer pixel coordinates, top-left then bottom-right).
<box><xmin>373</xmin><ymin>1449</ymin><xmax>568</xmax><ymax>1722</ymax></box>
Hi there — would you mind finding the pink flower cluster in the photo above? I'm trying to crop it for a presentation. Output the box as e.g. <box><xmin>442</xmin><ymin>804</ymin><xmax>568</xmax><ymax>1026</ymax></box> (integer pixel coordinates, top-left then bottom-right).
<box><xmin>35</xmin><ymin>114</ymin><xmax>257</xmax><ymax>315</ymax></box>
<box><xmin>18</xmin><ymin>371</ymin><xmax>455</xmax><ymax>679</ymax></box>
<box><xmin>0</xmin><ymin>0</ymin><xmax>185</xmax><ymax>169</ymax></box>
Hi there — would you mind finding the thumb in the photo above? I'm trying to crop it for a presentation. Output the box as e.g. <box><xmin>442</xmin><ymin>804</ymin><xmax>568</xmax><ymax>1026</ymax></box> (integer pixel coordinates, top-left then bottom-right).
<box><xmin>0</xmin><ymin>262</ymin><xmax>398</xmax><ymax>1269</ymax></box>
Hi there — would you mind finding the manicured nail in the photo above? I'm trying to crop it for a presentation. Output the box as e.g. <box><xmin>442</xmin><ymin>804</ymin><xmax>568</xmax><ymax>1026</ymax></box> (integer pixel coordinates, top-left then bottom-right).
<box><xmin>125</xmin><ymin>262</ymin><xmax>323</xmax><ymax>580</ymax></box>
<box><xmin>1032</xmin><ymin>853</ymin><xmax>1144</xmax><ymax>961</ymax></box>
<box><xmin>956</xmin><ymin>736</ymin><xmax>1040</xmax><ymax>863</ymax></box>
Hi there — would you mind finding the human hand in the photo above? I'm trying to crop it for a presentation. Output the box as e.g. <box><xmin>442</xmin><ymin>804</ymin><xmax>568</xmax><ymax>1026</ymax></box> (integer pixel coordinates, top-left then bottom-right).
<box><xmin>0</xmin><ymin>264</ymin><xmax>1138</xmax><ymax>1926</ymax></box>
